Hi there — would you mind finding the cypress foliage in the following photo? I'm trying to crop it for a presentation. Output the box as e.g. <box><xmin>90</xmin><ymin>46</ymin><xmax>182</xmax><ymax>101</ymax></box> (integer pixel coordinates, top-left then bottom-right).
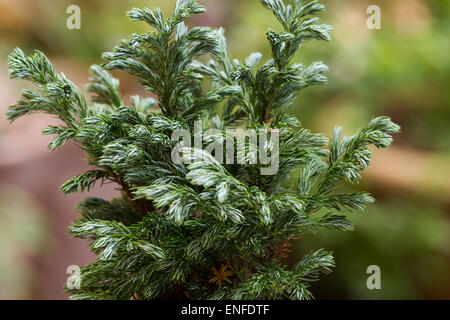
<box><xmin>6</xmin><ymin>0</ymin><xmax>399</xmax><ymax>300</ymax></box>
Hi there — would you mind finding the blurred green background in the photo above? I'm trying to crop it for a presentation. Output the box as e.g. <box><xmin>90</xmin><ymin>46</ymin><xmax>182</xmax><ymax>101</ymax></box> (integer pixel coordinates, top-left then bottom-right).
<box><xmin>0</xmin><ymin>0</ymin><xmax>449</xmax><ymax>299</ymax></box>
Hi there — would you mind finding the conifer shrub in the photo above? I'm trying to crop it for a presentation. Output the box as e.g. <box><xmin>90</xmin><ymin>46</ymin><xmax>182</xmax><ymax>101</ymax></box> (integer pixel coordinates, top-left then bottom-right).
<box><xmin>6</xmin><ymin>0</ymin><xmax>399</xmax><ymax>299</ymax></box>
